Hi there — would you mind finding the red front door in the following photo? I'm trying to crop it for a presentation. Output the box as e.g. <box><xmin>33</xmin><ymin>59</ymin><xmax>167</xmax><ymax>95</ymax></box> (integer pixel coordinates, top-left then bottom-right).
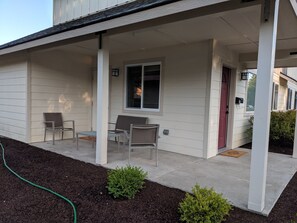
<box><xmin>218</xmin><ymin>67</ymin><xmax>231</xmax><ymax>149</ymax></box>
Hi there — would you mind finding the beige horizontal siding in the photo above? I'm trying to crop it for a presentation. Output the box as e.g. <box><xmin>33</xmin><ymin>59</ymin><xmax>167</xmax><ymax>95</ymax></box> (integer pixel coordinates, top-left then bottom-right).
<box><xmin>0</xmin><ymin>56</ymin><xmax>28</xmax><ymax>142</ymax></box>
<box><xmin>30</xmin><ymin>50</ymin><xmax>93</xmax><ymax>142</ymax></box>
<box><xmin>104</xmin><ymin>41</ymin><xmax>210</xmax><ymax>157</ymax></box>
<box><xmin>156</xmin><ymin>141</ymin><xmax>204</xmax><ymax>157</ymax></box>
<box><xmin>53</xmin><ymin>0</ymin><xmax>135</xmax><ymax>25</ymax></box>
<box><xmin>231</xmin><ymin>72</ymin><xmax>250</xmax><ymax>148</ymax></box>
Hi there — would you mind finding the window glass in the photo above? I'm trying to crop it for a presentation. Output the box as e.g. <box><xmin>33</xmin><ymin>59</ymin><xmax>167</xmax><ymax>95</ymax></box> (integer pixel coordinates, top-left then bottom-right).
<box><xmin>246</xmin><ymin>73</ymin><xmax>256</xmax><ymax>112</ymax></box>
<box><xmin>273</xmin><ymin>84</ymin><xmax>279</xmax><ymax>110</ymax></box>
<box><xmin>125</xmin><ymin>63</ymin><xmax>161</xmax><ymax>111</ymax></box>
<box><xmin>143</xmin><ymin>65</ymin><xmax>160</xmax><ymax>109</ymax></box>
<box><xmin>126</xmin><ymin>66</ymin><xmax>142</xmax><ymax>109</ymax></box>
<box><xmin>294</xmin><ymin>91</ymin><xmax>297</xmax><ymax>109</ymax></box>
<box><xmin>287</xmin><ymin>88</ymin><xmax>292</xmax><ymax>110</ymax></box>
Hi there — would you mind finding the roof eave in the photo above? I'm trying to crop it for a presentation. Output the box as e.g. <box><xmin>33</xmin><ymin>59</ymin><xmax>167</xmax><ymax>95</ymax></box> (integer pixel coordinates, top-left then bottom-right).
<box><xmin>1</xmin><ymin>0</ymin><xmax>253</xmax><ymax>56</ymax></box>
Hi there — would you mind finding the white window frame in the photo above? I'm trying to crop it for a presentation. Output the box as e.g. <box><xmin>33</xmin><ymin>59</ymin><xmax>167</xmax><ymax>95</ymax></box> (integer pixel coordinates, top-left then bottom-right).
<box><xmin>271</xmin><ymin>82</ymin><xmax>279</xmax><ymax>111</ymax></box>
<box><xmin>245</xmin><ymin>72</ymin><xmax>257</xmax><ymax>114</ymax></box>
<box><xmin>293</xmin><ymin>91</ymin><xmax>297</xmax><ymax>109</ymax></box>
<box><xmin>124</xmin><ymin>62</ymin><xmax>162</xmax><ymax>112</ymax></box>
<box><xmin>287</xmin><ymin>88</ymin><xmax>293</xmax><ymax>110</ymax></box>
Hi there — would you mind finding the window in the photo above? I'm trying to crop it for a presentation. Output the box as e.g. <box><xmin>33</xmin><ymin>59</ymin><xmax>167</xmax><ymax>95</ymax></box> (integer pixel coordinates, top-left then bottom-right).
<box><xmin>125</xmin><ymin>62</ymin><xmax>161</xmax><ymax>111</ymax></box>
<box><xmin>294</xmin><ymin>91</ymin><xmax>297</xmax><ymax>109</ymax></box>
<box><xmin>271</xmin><ymin>83</ymin><xmax>279</xmax><ymax>110</ymax></box>
<box><xmin>246</xmin><ymin>72</ymin><xmax>256</xmax><ymax>112</ymax></box>
<box><xmin>287</xmin><ymin>88</ymin><xmax>293</xmax><ymax>110</ymax></box>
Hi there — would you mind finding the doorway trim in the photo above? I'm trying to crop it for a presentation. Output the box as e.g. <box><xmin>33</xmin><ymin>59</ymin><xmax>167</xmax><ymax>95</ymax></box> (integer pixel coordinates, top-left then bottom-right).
<box><xmin>218</xmin><ymin>66</ymin><xmax>237</xmax><ymax>153</ymax></box>
<box><xmin>218</xmin><ymin>67</ymin><xmax>231</xmax><ymax>150</ymax></box>
<box><xmin>225</xmin><ymin>67</ymin><xmax>236</xmax><ymax>150</ymax></box>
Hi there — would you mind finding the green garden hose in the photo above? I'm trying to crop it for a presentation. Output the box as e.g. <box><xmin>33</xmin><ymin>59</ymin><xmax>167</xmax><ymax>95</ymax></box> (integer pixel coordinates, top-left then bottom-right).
<box><xmin>0</xmin><ymin>142</ymin><xmax>77</xmax><ymax>223</ymax></box>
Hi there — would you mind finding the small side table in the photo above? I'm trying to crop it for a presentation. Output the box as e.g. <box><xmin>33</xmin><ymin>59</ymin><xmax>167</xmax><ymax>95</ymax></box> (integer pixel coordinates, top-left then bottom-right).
<box><xmin>76</xmin><ymin>131</ymin><xmax>96</xmax><ymax>150</ymax></box>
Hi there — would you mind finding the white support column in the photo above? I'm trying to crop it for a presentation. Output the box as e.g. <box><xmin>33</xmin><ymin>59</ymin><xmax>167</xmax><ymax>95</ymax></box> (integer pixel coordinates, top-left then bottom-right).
<box><xmin>95</xmin><ymin>34</ymin><xmax>109</xmax><ymax>165</ymax></box>
<box><xmin>293</xmin><ymin>110</ymin><xmax>297</xmax><ymax>158</ymax></box>
<box><xmin>248</xmin><ymin>0</ymin><xmax>279</xmax><ymax>212</ymax></box>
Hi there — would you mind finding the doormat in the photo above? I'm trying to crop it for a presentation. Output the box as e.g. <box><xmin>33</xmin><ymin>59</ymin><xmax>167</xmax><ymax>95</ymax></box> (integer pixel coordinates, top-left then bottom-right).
<box><xmin>220</xmin><ymin>150</ymin><xmax>247</xmax><ymax>158</ymax></box>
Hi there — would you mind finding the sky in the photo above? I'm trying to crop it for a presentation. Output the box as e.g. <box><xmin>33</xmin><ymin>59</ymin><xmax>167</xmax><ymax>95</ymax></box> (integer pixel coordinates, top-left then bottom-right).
<box><xmin>0</xmin><ymin>0</ymin><xmax>53</xmax><ymax>45</ymax></box>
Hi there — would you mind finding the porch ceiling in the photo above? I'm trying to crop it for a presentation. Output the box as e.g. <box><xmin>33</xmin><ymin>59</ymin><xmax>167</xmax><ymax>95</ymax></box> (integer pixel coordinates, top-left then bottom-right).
<box><xmin>54</xmin><ymin>0</ymin><xmax>297</xmax><ymax>58</ymax></box>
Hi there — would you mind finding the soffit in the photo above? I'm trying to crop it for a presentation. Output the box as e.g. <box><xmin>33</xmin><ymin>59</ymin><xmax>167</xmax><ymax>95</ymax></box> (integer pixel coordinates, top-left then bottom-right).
<box><xmin>41</xmin><ymin>0</ymin><xmax>297</xmax><ymax>56</ymax></box>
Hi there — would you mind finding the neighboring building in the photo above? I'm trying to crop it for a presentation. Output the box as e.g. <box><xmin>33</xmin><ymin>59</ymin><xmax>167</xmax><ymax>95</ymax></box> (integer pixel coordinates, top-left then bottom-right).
<box><xmin>0</xmin><ymin>0</ymin><xmax>296</xmax><ymax>213</ymax></box>
<box><xmin>246</xmin><ymin>68</ymin><xmax>297</xmax><ymax>112</ymax></box>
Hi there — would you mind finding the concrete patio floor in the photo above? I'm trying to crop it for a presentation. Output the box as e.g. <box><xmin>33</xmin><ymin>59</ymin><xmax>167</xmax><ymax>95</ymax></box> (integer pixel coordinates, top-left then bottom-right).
<box><xmin>32</xmin><ymin>139</ymin><xmax>297</xmax><ymax>215</ymax></box>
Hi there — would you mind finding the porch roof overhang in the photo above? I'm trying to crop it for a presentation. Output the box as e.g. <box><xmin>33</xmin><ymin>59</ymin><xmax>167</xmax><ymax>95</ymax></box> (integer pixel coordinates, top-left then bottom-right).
<box><xmin>0</xmin><ymin>0</ymin><xmax>295</xmax><ymax>69</ymax></box>
<box><xmin>0</xmin><ymin>0</ymin><xmax>264</xmax><ymax>56</ymax></box>
<box><xmin>239</xmin><ymin>0</ymin><xmax>297</xmax><ymax>68</ymax></box>
<box><xmin>0</xmin><ymin>0</ymin><xmax>183</xmax><ymax>52</ymax></box>
<box><xmin>240</xmin><ymin>48</ymin><xmax>297</xmax><ymax>69</ymax></box>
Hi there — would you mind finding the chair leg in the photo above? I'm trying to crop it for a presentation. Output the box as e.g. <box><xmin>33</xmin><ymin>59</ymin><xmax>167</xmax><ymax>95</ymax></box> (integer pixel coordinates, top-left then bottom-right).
<box><xmin>156</xmin><ymin>147</ymin><xmax>158</xmax><ymax>167</ymax></box>
<box><xmin>62</xmin><ymin>131</ymin><xmax>64</xmax><ymax>140</ymax></box>
<box><xmin>73</xmin><ymin>130</ymin><xmax>75</xmax><ymax>142</ymax></box>
<box><xmin>117</xmin><ymin>135</ymin><xmax>120</xmax><ymax>152</ymax></box>
<box><xmin>76</xmin><ymin>133</ymin><xmax>79</xmax><ymax>150</ymax></box>
<box><xmin>52</xmin><ymin>129</ymin><xmax>55</xmax><ymax>145</ymax></box>
<box><xmin>122</xmin><ymin>143</ymin><xmax>126</xmax><ymax>160</ymax></box>
<box><xmin>44</xmin><ymin>129</ymin><xmax>46</xmax><ymax>142</ymax></box>
<box><xmin>128</xmin><ymin>147</ymin><xmax>131</xmax><ymax>165</ymax></box>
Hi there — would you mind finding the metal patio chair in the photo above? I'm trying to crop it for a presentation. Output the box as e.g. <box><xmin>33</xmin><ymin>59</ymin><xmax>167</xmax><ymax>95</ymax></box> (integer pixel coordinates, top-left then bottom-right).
<box><xmin>128</xmin><ymin>124</ymin><xmax>160</xmax><ymax>167</ymax></box>
<box><xmin>108</xmin><ymin>115</ymin><xmax>148</xmax><ymax>150</ymax></box>
<box><xmin>43</xmin><ymin>112</ymin><xmax>75</xmax><ymax>145</ymax></box>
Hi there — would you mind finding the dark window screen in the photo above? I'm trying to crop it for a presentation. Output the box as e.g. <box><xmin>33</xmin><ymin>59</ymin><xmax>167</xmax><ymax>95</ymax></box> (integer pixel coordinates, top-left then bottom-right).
<box><xmin>126</xmin><ymin>66</ymin><xmax>142</xmax><ymax>108</ymax></box>
<box><xmin>143</xmin><ymin>65</ymin><xmax>160</xmax><ymax>109</ymax></box>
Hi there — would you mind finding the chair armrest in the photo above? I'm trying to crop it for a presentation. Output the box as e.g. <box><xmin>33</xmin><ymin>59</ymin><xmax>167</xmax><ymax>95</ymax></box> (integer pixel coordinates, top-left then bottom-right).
<box><xmin>63</xmin><ymin>120</ymin><xmax>74</xmax><ymax>123</ymax></box>
<box><xmin>64</xmin><ymin>120</ymin><xmax>75</xmax><ymax>128</ymax></box>
<box><xmin>108</xmin><ymin>122</ymin><xmax>116</xmax><ymax>131</ymax></box>
<box><xmin>123</xmin><ymin>130</ymin><xmax>130</xmax><ymax>140</ymax></box>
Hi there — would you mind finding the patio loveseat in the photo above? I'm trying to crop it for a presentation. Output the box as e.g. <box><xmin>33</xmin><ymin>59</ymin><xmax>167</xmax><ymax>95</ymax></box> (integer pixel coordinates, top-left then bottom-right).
<box><xmin>108</xmin><ymin>115</ymin><xmax>148</xmax><ymax>150</ymax></box>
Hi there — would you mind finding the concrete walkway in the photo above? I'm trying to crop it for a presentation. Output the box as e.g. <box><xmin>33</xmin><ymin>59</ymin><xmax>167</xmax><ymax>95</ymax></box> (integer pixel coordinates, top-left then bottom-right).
<box><xmin>32</xmin><ymin>139</ymin><xmax>297</xmax><ymax>215</ymax></box>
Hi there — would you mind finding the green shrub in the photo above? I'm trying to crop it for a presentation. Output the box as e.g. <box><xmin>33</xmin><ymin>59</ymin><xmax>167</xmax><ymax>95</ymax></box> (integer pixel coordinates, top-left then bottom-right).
<box><xmin>247</xmin><ymin>110</ymin><xmax>296</xmax><ymax>147</ymax></box>
<box><xmin>270</xmin><ymin>110</ymin><xmax>295</xmax><ymax>146</ymax></box>
<box><xmin>246</xmin><ymin>115</ymin><xmax>254</xmax><ymax>139</ymax></box>
<box><xmin>178</xmin><ymin>185</ymin><xmax>232</xmax><ymax>223</ymax></box>
<box><xmin>107</xmin><ymin>165</ymin><xmax>147</xmax><ymax>199</ymax></box>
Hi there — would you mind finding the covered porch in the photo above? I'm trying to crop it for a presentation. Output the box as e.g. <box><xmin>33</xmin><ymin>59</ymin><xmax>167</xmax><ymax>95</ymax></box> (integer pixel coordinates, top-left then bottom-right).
<box><xmin>1</xmin><ymin>0</ymin><xmax>297</xmax><ymax>216</ymax></box>
<box><xmin>32</xmin><ymin>139</ymin><xmax>297</xmax><ymax>215</ymax></box>
<box><xmin>29</xmin><ymin>0</ymin><xmax>297</xmax><ymax>215</ymax></box>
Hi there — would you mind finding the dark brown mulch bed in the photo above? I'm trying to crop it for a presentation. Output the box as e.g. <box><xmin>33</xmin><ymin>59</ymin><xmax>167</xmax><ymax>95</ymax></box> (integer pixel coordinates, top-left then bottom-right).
<box><xmin>242</xmin><ymin>142</ymin><xmax>293</xmax><ymax>156</ymax></box>
<box><xmin>0</xmin><ymin>138</ymin><xmax>296</xmax><ymax>223</ymax></box>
